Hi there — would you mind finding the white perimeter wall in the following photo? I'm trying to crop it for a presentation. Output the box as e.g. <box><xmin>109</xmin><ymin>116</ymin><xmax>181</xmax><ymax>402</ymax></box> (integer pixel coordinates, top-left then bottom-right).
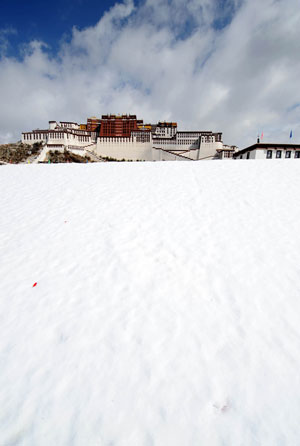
<box><xmin>37</xmin><ymin>146</ymin><xmax>89</xmax><ymax>162</ymax></box>
<box><xmin>199</xmin><ymin>142</ymin><xmax>223</xmax><ymax>159</ymax></box>
<box><xmin>152</xmin><ymin>141</ymin><xmax>222</xmax><ymax>160</ymax></box>
<box><xmin>96</xmin><ymin>140</ymin><xmax>224</xmax><ymax>161</ymax></box>
<box><xmin>96</xmin><ymin>140</ymin><xmax>153</xmax><ymax>161</ymax></box>
<box><xmin>151</xmin><ymin>148</ymin><xmax>191</xmax><ymax>161</ymax></box>
<box><xmin>96</xmin><ymin>141</ymin><xmax>196</xmax><ymax>161</ymax></box>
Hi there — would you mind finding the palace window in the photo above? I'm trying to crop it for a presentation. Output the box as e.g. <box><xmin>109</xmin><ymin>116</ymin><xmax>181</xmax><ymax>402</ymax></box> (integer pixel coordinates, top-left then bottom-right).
<box><xmin>276</xmin><ymin>150</ymin><xmax>282</xmax><ymax>158</ymax></box>
<box><xmin>295</xmin><ymin>151</ymin><xmax>300</xmax><ymax>158</ymax></box>
<box><xmin>285</xmin><ymin>151</ymin><xmax>291</xmax><ymax>158</ymax></box>
<box><xmin>267</xmin><ymin>150</ymin><xmax>272</xmax><ymax>159</ymax></box>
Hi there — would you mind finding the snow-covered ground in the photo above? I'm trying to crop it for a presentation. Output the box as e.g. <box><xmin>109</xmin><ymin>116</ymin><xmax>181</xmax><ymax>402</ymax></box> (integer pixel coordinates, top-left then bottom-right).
<box><xmin>1</xmin><ymin>160</ymin><xmax>300</xmax><ymax>445</ymax></box>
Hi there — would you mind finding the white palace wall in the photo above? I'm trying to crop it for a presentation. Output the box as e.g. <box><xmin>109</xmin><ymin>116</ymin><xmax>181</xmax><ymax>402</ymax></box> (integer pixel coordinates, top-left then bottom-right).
<box><xmin>95</xmin><ymin>140</ymin><xmax>204</xmax><ymax>161</ymax></box>
<box><xmin>151</xmin><ymin>139</ymin><xmax>223</xmax><ymax>161</ymax></box>
<box><xmin>96</xmin><ymin>139</ymin><xmax>153</xmax><ymax>161</ymax></box>
<box><xmin>151</xmin><ymin>148</ymin><xmax>191</xmax><ymax>161</ymax></box>
<box><xmin>199</xmin><ymin>141</ymin><xmax>223</xmax><ymax>159</ymax></box>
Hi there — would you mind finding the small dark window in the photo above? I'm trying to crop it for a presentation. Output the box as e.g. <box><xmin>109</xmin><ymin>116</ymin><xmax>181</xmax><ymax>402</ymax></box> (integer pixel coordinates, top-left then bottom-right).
<box><xmin>240</xmin><ymin>155</ymin><xmax>242</xmax><ymax>159</ymax></box>
<box><xmin>276</xmin><ymin>150</ymin><xmax>282</xmax><ymax>158</ymax></box>
<box><xmin>267</xmin><ymin>150</ymin><xmax>272</xmax><ymax>159</ymax></box>
<box><xmin>285</xmin><ymin>151</ymin><xmax>291</xmax><ymax>158</ymax></box>
<box><xmin>295</xmin><ymin>151</ymin><xmax>300</xmax><ymax>158</ymax></box>
<box><xmin>246</xmin><ymin>152</ymin><xmax>250</xmax><ymax>159</ymax></box>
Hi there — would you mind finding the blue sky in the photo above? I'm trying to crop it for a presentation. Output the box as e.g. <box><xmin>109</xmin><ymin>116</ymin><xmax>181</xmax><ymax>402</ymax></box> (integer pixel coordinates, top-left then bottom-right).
<box><xmin>0</xmin><ymin>0</ymin><xmax>116</xmax><ymax>57</ymax></box>
<box><xmin>0</xmin><ymin>0</ymin><xmax>300</xmax><ymax>147</ymax></box>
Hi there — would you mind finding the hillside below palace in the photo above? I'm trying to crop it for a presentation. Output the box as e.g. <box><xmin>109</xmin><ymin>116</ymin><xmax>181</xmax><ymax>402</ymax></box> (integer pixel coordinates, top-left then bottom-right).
<box><xmin>22</xmin><ymin>114</ymin><xmax>235</xmax><ymax>161</ymax></box>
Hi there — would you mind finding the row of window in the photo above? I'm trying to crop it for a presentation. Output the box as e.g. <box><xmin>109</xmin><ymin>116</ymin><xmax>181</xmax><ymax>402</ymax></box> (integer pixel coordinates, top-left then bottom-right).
<box><xmin>100</xmin><ymin>137</ymin><xmax>132</xmax><ymax>142</ymax></box>
<box><xmin>136</xmin><ymin>135</ymin><xmax>150</xmax><ymax>142</ymax></box>
<box><xmin>69</xmin><ymin>130</ymin><xmax>89</xmax><ymax>135</ymax></box>
<box><xmin>156</xmin><ymin>129</ymin><xmax>175</xmax><ymax>134</ymax></box>
<box><xmin>49</xmin><ymin>133</ymin><xmax>90</xmax><ymax>141</ymax></box>
<box><xmin>178</xmin><ymin>136</ymin><xmax>215</xmax><ymax>144</ymax></box>
<box><xmin>101</xmin><ymin>124</ymin><xmax>136</xmax><ymax>129</ymax></box>
<box><xmin>179</xmin><ymin>140</ymin><xmax>198</xmax><ymax>145</ymax></box>
<box><xmin>49</xmin><ymin>133</ymin><xmax>65</xmax><ymax>139</ymax></box>
<box><xmin>24</xmin><ymin>133</ymin><xmax>91</xmax><ymax>142</ymax></box>
<box><xmin>177</xmin><ymin>135</ymin><xmax>214</xmax><ymax>143</ymax></box>
<box><xmin>154</xmin><ymin>140</ymin><xmax>199</xmax><ymax>145</ymax></box>
<box><xmin>267</xmin><ymin>150</ymin><xmax>300</xmax><ymax>159</ymax></box>
<box><xmin>60</xmin><ymin>123</ymin><xmax>76</xmax><ymax>128</ymax></box>
<box><xmin>176</xmin><ymin>136</ymin><xmax>213</xmax><ymax>143</ymax></box>
<box><xmin>23</xmin><ymin>133</ymin><xmax>47</xmax><ymax>140</ymax></box>
<box><xmin>178</xmin><ymin>133</ymin><xmax>200</xmax><ymax>138</ymax></box>
<box><xmin>78</xmin><ymin>136</ymin><xmax>90</xmax><ymax>142</ymax></box>
<box><xmin>242</xmin><ymin>150</ymin><xmax>300</xmax><ymax>159</ymax></box>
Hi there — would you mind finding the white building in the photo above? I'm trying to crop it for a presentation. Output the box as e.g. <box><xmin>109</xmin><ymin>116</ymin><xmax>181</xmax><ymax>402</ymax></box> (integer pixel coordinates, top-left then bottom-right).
<box><xmin>22</xmin><ymin>119</ymin><xmax>229</xmax><ymax>162</ymax></box>
<box><xmin>233</xmin><ymin>142</ymin><xmax>300</xmax><ymax>160</ymax></box>
<box><xmin>22</xmin><ymin>121</ymin><xmax>96</xmax><ymax>161</ymax></box>
<box><xmin>95</xmin><ymin>122</ymin><xmax>225</xmax><ymax>161</ymax></box>
<box><xmin>22</xmin><ymin>121</ymin><xmax>94</xmax><ymax>148</ymax></box>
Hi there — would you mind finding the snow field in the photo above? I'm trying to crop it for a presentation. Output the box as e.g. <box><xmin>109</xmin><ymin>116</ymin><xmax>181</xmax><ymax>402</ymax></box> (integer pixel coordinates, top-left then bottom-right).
<box><xmin>1</xmin><ymin>160</ymin><xmax>300</xmax><ymax>445</ymax></box>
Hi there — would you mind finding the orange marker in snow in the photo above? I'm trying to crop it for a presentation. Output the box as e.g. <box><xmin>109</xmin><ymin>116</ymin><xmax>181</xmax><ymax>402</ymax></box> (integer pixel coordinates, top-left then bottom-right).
<box><xmin>33</xmin><ymin>282</ymin><xmax>37</xmax><ymax>287</ymax></box>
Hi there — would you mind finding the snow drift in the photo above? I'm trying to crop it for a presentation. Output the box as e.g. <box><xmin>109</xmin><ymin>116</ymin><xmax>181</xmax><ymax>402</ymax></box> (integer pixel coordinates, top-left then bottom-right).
<box><xmin>1</xmin><ymin>160</ymin><xmax>300</xmax><ymax>445</ymax></box>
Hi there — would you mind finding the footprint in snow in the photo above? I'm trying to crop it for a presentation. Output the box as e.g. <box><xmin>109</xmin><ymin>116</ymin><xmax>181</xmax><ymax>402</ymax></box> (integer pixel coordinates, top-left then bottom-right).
<box><xmin>213</xmin><ymin>401</ymin><xmax>230</xmax><ymax>413</ymax></box>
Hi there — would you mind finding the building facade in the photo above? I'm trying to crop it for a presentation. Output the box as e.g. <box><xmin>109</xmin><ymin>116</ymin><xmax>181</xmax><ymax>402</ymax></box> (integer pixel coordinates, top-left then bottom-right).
<box><xmin>22</xmin><ymin>114</ymin><xmax>228</xmax><ymax>162</ymax></box>
<box><xmin>233</xmin><ymin>142</ymin><xmax>300</xmax><ymax>160</ymax></box>
<box><xmin>22</xmin><ymin>121</ymin><xmax>94</xmax><ymax>149</ymax></box>
<box><xmin>87</xmin><ymin>117</ymin><xmax>101</xmax><ymax>132</ymax></box>
<box><xmin>99</xmin><ymin>114</ymin><xmax>141</xmax><ymax>138</ymax></box>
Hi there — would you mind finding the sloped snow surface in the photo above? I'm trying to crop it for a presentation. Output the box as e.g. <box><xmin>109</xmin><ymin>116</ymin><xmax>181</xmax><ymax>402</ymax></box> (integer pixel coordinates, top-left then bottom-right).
<box><xmin>1</xmin><ymin>161</ymin><xmax>300</xmax><ymax>445</ymax></box>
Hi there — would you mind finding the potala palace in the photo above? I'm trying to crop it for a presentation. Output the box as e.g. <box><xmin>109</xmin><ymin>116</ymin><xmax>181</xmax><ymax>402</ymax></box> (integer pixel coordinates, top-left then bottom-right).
<box><xmin>22</xmin><ymin>114</ymin><xmax>236</xmax><ymax>161</ymax></box>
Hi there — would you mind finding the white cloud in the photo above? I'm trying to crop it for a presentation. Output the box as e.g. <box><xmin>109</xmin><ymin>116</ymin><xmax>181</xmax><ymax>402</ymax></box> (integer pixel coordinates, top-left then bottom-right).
<box><xmin>0</xmin><ymin>0</ymin><xmax>300</xmax><ymax>147</ymax></box>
